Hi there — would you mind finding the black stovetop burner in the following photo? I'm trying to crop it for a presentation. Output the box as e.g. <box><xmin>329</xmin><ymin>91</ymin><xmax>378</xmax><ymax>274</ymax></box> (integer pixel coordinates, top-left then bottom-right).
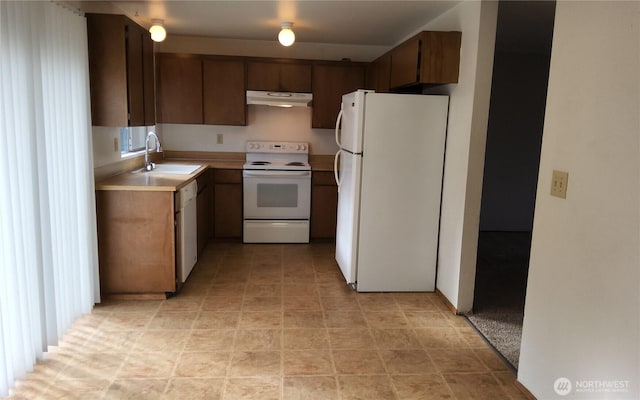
<box><xmin>286</xmin><ymin>162</ymin><xmax>305</xmax><ymax>166</ymax></box>
<box><xmin>251</xmin><ymin>161</ymin><xmax>271</xmax><ymax>165</ymax></box>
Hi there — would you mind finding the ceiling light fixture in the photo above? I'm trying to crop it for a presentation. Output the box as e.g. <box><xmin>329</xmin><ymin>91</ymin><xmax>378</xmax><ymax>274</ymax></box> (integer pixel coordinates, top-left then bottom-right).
<box><xmin>149</xmin><ymin>19</ymin><xmax>166</xmax><ymax>42</ymax></box>
<box><xmin>278</xmin><ymin>22</ymin><xmax>295</xmax><ymax>47</ymax></box>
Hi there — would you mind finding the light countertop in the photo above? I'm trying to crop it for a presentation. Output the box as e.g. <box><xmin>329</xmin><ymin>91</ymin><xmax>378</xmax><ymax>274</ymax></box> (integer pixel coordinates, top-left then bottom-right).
<box><xmin>95</xmin><ymin>153</ymin><xmax>335</xmax><ymax>191</ymax></box>
<box><xmin>95</xmin><ymin>162</ymin><xmax>209</xmax><ymax>192</ymax></box>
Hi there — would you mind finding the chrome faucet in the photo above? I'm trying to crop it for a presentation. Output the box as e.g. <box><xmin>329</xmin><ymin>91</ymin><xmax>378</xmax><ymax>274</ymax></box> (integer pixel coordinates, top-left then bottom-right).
<box><xmin>145</xmin><ymin>131</ymin><xmax>161</xmax><ymax>171</ymax></box>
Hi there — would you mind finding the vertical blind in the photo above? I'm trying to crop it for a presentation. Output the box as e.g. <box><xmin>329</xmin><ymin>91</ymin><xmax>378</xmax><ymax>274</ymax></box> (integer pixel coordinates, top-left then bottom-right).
<box><xmin>0</xmin><ymin>1</ymin><xmax>99</xmax><ymax>396</ymax></box>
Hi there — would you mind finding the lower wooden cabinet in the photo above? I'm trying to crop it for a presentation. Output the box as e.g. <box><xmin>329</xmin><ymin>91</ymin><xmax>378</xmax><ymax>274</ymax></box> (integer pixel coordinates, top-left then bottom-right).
<box><xmin>213</xmin><ymin>169</ymin><xmax>243</xmax><ymax>239</ymax></box>
<box><xmin>96</xmin><ymin>168</ymin><xmax>336</xmax><ymax>297</ymax></box>
<box><xmin>208</xmin><ymin>168</ymin><xmax>337</xmax><ymax>240</ymax></box>
<box><xmin>311</xmin><ymin>171</ymin><xmax>338</xmax><ymax>239</ymax></box>
<box><xmin>96</xmin><ymin>190</ymin><xmax>176</xmax><ymax>296</ymax></box>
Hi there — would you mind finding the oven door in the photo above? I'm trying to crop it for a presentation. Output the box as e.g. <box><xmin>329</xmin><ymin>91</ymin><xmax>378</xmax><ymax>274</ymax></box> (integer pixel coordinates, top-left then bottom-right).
<box><xmin>243</xmin><ymin>170</ymin><xmax>311</xmax><ymax>219</ymax></box>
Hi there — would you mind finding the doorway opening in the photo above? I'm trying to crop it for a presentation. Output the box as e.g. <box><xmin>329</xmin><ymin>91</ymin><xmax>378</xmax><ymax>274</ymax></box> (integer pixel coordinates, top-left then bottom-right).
<box><xmin>466</xmin><ymin>0</ymin><xmax>556</xmax><ymax>370</ymax></box>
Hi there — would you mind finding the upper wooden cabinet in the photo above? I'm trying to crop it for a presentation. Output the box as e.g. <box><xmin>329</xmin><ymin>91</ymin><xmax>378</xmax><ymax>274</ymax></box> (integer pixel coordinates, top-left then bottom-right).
<box><xmin>247</xmin><ymin>61</ymin><xmax>312</xmax><ymax>92</ymax></box>
<box><xmin>141</xmin><ymin>26</ymin><xmax>156</xmax><ymax>126</ymax></box>
<box><xmin>203</xmin><ymin>58</ymin><xmax>246</xmax><ymax>126</ymax></box>
<box><xmin>156</xmin><ymin>54</ymin><xmax>203</xmax><ymax>124</ymax></box>
<box><xmin>156</xmin><ymin>55</ymin><xmax>247</xmax><ymax>126</ymax></box>
<box><xmin>366</xmin><ymin>52</ymin><xmax>392</xmax><ymax>93</ymax></box>
<box><xmin>389</xmin><ymin>31</ymin><xmax>462</xmax><ymax>89</ymax></box>
<box><xmin>152</xmin><ymin>42</ymin><xmax>460</xmax><ymax>128</ymax></box>
<box><xmin>86</xmin><ymin>14</ymin><xmax>155</xmax><ymax>127</ymax></box>
<box><xmin>312</xmin><ymin>63</ymin><xmax>366</xmax><ymax>129</ymax></box>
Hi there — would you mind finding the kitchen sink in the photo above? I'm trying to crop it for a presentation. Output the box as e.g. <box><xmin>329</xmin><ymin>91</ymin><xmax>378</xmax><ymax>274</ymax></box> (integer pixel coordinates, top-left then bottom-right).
<box><xmin>132</xmin><ymin>163</ymin><xmax>201</xmax><ymax>175</ymax></box>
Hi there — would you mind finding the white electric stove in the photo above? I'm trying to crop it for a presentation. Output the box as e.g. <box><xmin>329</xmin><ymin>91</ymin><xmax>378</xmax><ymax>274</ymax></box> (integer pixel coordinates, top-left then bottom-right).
<box><xmin>242</xmin><ymin>141</ymin><xmax>311</xmax><ymax>243</ymax></box>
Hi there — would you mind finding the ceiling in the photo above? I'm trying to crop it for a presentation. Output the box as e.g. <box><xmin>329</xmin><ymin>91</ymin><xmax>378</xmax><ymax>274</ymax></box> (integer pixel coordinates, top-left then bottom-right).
<box><xmin>67</xmin><ymin>0</ymin><xmax>461</xmax><ymax>46</ymax></box>
<box><xmin>67</xmin><ymin>0</ymin><xmax>556</xmax><ymax>53</ymax></box>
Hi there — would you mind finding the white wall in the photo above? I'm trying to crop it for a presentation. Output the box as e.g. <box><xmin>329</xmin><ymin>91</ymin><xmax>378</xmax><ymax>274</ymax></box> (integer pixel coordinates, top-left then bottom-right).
<box><xmin>160</xmin><ymin>106</ymin><xmax>338</xmax><ymax>155</ymax></box>
<box><xmin>421</xmin><ymin>1</ymin><xmax>498</xmax><ymax>312</ymax></box>
<box><xmin>92</xmin><ymin>126</ymin><xmax>121</xmax><ymax>168</ymax></box>
<box><xmin>518</xmin><ymin>2</ymin><xmax>639</xmax><ymax>399</ymax></box>
<box><xmin>92</xmin><ymin>126</ymin><xmax>160</xmax><ymax>168</ymax></box>
<box><xmin>92</xmin><ymin>106</ymin><xmax>338</xmax><ymax>169</ymax></box>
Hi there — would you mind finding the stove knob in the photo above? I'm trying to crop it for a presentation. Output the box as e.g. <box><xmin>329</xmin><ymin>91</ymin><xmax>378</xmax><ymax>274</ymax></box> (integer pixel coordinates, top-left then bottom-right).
<box><xmin>300</xmin><ymin>144</ymin><xmax>306</xmax><ymax>151</ymax></box>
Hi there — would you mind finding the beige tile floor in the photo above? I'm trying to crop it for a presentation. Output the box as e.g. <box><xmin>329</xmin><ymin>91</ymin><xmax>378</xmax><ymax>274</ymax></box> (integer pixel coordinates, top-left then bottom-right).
<box><xmin>5</xmin><ymin>242</ymin><xmax>529</xmax><ymax>400</ymax></box>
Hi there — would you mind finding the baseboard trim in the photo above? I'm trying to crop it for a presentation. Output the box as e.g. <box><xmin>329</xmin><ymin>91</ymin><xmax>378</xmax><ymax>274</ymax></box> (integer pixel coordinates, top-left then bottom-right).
<box><xmin>515</xmin><ymin>380</ymin><xmax>537</xmax><ymax>400</ymax></box>
<box><xmin>435</xmin><ymin>288</ymin><xmax>458</xmax><ymax>315</ymax></box>
<box><xmin>101</xmin><ymin>293</ymin><xmax>167</xmax><ymax>301</ymax></box>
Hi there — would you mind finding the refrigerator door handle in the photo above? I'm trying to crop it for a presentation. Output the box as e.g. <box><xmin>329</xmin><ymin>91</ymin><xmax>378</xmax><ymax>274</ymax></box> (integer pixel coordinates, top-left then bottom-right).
<box><xmin>335</xmin><ymin>108</ymin><xmax>344</xmax><ymax>148</ymax></box>
<box><xmin>334</xmin><ymin>149</ymin><xmax>342</xmax><ymax>192</ymax></box>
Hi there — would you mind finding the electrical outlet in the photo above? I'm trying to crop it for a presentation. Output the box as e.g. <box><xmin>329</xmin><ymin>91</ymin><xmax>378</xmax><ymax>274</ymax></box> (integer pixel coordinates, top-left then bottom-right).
<box><xmin>216</xmin><ymin>133</ymin><xmax>223</xmax><ymax>144</ymax></box>
<box><xmin>551</xmin><ymin>170</ymin><xmax>569</xmax><ymax>199</ymax></box>
<box><xmin>113</xmin><ymin>137</ymin><xmax>119</xmax><ymax>152</ymax></box>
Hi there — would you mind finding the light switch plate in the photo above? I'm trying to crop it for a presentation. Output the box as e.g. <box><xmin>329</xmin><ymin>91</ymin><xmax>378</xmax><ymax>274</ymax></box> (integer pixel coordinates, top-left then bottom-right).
<box><xmin>551</xmin><ymin>170</ymin><xmax>568</xmax><ymax>199</ymax></box>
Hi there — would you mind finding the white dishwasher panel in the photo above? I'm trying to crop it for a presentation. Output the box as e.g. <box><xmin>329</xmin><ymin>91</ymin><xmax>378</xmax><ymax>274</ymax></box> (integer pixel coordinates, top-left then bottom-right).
<box><xmin>178</xmin><ymin>180</ymin><xmax>198</xmax><ymax>283</ymax></box>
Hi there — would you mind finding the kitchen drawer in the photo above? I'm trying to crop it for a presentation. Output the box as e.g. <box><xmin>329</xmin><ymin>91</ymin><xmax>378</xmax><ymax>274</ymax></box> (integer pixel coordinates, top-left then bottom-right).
<box><xmin>213</xmin><ymin>169</ymin><xmax>242</xmax><ymax>184</ymax></box>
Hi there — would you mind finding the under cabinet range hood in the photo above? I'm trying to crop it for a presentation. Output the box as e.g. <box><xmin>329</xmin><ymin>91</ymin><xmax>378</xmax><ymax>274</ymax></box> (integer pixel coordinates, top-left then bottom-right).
<box><xmin>246</xmin><ymin>90</ymin><xmax>312</xmax><ymax>108</ymax></box>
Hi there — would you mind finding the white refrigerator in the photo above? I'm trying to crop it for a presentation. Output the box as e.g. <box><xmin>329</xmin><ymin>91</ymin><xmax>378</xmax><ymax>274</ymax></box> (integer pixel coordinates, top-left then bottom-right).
<box><xmin>334</xmin><ymin>90</ymin><xmax>448</xmax><ymax>292</ymax></box>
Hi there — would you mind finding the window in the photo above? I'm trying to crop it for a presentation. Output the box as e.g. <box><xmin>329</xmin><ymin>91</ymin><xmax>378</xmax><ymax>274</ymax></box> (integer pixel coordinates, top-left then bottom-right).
<box><xmin>120</xmin><ymin>125</ymin><xmax>155</xmax><ymax>156</ymax></box>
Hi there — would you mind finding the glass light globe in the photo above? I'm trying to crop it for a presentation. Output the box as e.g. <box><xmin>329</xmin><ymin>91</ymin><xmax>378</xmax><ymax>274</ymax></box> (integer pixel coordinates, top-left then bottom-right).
<box><xmin>278</xmin><ymin>27</ymin><xmax>295</xmax><ymax>46</ymax></box>
<box><xmin>149</xmin><ymin>24</ymin><xmax>166</xmax><ymax>42</ymax></box>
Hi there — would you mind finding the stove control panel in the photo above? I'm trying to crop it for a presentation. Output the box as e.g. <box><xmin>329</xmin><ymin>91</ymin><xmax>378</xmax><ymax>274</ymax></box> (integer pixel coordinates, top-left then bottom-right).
<box><xmin>246</xmin><ymin>141</ymin><xmax>308</xmax><ymax>154</ymax></box>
